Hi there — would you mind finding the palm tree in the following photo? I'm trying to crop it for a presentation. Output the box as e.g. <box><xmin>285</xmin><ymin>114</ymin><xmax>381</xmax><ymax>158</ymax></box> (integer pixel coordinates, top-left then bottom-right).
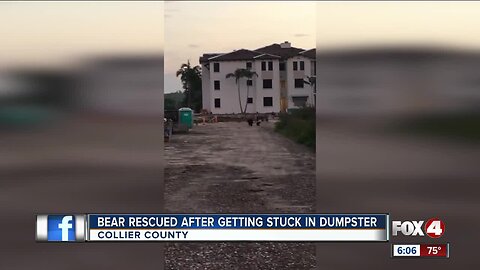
<box><xmin>176</xmin><ymin>61</ymin><xmax>201</xmax><ymax>109</ymax></box>
<box><xmin>226</xmin><ymin>68</ymin><xmax>257</xmax><ymax>114</ymax></box>
<box><xmin>243</xmin><ymin>69</ymin><xmax>258</xmax><ymax>113</ymax></box>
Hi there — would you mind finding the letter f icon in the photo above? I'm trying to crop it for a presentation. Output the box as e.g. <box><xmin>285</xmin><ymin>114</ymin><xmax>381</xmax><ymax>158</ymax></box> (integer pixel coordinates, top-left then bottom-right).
<box><xmin>58</xmin><ymin>216</ymin><xmax>73</xmax><ymax>241</ymax></box>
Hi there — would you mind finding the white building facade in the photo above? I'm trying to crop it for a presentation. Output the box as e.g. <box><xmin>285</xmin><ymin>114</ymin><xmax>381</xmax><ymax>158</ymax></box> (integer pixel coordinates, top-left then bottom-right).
<box><xmin>200</xmin><ymin>42</ymin><xmax>315</xmax><ymax>114</ymax></box>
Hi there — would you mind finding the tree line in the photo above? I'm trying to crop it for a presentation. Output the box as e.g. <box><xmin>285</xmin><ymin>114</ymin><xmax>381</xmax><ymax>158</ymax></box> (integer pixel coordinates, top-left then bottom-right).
<box><xmin>167</xmin><ymin>61</ymin><xmax>202</xmax><ymax>112</ymax></box>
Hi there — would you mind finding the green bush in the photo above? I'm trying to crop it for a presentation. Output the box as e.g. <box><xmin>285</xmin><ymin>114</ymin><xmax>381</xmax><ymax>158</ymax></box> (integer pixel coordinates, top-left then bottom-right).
<box><xmin>275</xmin><ymin>107</ymin><xmax>315</xmax><ymax>149</ymax></box>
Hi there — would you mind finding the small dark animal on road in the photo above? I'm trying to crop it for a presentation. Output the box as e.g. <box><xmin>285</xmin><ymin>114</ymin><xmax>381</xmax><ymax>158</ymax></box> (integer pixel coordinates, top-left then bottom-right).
<box><xmin>255</xmin><ymin>113</ymin><xmax>262</xmax><ymax>126</ymax></box>
<box><xmin>247</xmin><ymin>119</ymin><xmax>253</xmax><ymax>126</ymax></box>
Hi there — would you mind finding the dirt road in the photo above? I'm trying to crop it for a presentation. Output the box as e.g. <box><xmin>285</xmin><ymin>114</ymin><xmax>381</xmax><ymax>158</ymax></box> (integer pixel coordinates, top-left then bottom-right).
<box><xmin>164</xmin><ymin>121</ymin><xmax>316</xmax><ymax>269</ymax></box>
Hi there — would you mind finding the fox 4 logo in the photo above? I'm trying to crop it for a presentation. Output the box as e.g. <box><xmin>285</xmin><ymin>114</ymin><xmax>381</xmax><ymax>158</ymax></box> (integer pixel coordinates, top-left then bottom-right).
<box><xmin>392</xmin><ymin>218</ymin><xmax>445</xmax><ymax>238</ymax></box>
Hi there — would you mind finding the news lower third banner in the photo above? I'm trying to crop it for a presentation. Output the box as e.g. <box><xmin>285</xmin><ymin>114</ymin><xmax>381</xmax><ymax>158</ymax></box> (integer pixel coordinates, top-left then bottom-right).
<box><xmin>36</xmin><ymin>214</ymin><xmax>389</xmax><ymax>242</ymax></box>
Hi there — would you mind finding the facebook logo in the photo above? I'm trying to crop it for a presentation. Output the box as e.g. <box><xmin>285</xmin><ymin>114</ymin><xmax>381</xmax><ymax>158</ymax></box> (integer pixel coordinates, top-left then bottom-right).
<box><xmin>48</xmin><ymin>215</ymin><xmax>76</xmax><ymax>241</ymax></box>
<box><xmin>36</xmin><ymin>214</ymin><xmax>85</xmax><ymax>242</ymax></box>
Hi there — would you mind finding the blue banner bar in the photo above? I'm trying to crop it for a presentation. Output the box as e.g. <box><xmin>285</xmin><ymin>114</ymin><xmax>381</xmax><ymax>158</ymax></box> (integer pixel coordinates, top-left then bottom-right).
<box><xmin>88</xmin><ymin>214</ymin><xmax>388</xmax><ymax>229</ymax></box>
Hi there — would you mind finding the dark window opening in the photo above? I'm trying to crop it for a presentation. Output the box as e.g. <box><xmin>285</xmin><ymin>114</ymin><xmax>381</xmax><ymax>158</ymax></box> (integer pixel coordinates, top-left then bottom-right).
<box><xmin>279</xmin><ymin>62</ymin><xmax>286</xmax><ymax>71</ymax></box>
<box><xmin>293</xmin><ymin>61</ymin><xmax>298</xmax><ymax>71</ymax></box>
<box><xmin>213</xmin><ymin>63</ymin><xmax>220</xmax><ymax>72</ymax></box>
<box><xmin>214</xmin><ymin>98</ymin><xmax>221</xmax><ymax>108</ymax></box>
<box><xmin>247</xmin><ymin>80</ymin><xmax>253</xmax><ymax>86</ymax></box>
<box><xmin>268</xmin><ymin>61</ymin><xmax>273</xmax><ymax>71</ymax></box>
<box><xmin>214</xmin><ymin>80</ymin><xmax>220</xmax><ymax>90</ymax></box>
<box><xmin>300</xmin><ymin>61</ymin><xmax>305</xmax><ymax>70</ymax></box>
<box><xmin>246</xmin><ymin>62</ymin><xmax>252</xmax><ymax>69</ymax></box>
<box><xmin>261</xmin><ymin>61</ymin><xmax>266</xmax><ymax>71</ymax></box>
<box><xmin>263</xmin><ymin>97</ymin><xmax>273</xmax><ymax>107</ymax></box>
<box><xmin>247</xmin><ymin>97</ymin><xmax>253</xmax><ymax>104</ymax></box>
<box><xmin>263</xmin><ymin>79</ymin><xmax>272</xmax><ymax>89</ymax></box>
<box><xmin>295</xmin><ymin>78</ymin><xmax>304</xmax><ymax>88</ymax></box>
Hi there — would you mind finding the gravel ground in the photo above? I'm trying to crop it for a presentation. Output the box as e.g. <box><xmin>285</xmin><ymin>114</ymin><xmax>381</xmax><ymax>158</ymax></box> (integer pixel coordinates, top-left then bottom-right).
<box><xmin>165</xmin><ymin>121</ymin><xmax>316</xmax><ymax>269</ymax></box>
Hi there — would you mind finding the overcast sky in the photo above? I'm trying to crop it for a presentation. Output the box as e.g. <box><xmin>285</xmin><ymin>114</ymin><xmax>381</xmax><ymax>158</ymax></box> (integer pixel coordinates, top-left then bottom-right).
<box><xmin>165</xmin><ymin>1</ymin><xmax>480</xmax><ymax>93</ymax></box>
<box><xmin>316</xmin><ymin>2</ymin><xmax>480</xmax><ymax>51</ymax></box>
<box><xmin>0</xmin><ymin>2</ymin><xmax>163</xmax><ymax>71</ymax></box>
<box><xmin>2</xmin><ymin>2</ymin><xmax>480</xmax><ymax>94</ymax></box>
<box><xmin>164</xmin><ymin>1</ymin><xmax>316</xmax><ymax>93</ymax></box>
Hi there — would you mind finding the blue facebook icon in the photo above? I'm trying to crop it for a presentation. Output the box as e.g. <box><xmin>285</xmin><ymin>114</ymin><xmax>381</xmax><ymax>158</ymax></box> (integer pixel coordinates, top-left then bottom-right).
<box><xmin>47</xmin><ymin>215</ymin><xmax>76</xmax><ymax>241</ymax></box>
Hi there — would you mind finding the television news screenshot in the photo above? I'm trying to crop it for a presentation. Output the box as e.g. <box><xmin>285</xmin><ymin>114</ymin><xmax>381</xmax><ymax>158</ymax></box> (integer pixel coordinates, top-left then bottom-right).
<box><xmin>0</xmin><ymin>1</ymin><xmax>478</xmax><ymax>269</ymax></box>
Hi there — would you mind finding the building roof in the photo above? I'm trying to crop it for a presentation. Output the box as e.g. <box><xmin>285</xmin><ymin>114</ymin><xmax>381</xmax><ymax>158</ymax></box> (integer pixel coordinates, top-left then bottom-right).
<box><xmin>199</xmin><ymin>42</ymin><xmax>314</xmax><ymax>64</ymax></box>
<box><xmin>254</xmin><ymin>43</ymin><xmax>306</xmax><ymax>60</ymax></box>
<box><xmin>253</xmin><ymin>53</ymin><xmax>281</xmax><ymax>60</ymax></box>
<box><xmin>199</xmin><ymin>53</ymin><xmax>221</xmax><ymax>64</ymax></box>
<box><xmin>299</xmin><ymin>49</ymin><xmax>316</xmax><ymax>59</ymax></box>
<box><xmin>207</xmin><ymin>49</ymin><xmax>262</xmax><ymax>62</ymax></box>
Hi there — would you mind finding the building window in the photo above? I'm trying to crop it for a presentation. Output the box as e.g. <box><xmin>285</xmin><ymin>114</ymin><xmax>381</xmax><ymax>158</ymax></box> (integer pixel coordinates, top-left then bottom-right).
<box><xmin>300</xmin><ymin>61</ymin><xmax>305</xmax><ymax>71</ymax></box>
<box><xmin>263</xmin><ymin>97</ymin><xmax>273</xmax><ymax>107</ymax></box>
<box><xmin>293</xmin><ymin>61</ymin><xmax>298</xmax><ymax>71</ymax></box>
<box><xmin>214</xmin><ymin>80</ymin><xmax>220</xmax><ymax>90</ymax></box>
<box><xmin>261</xmin><ymin>61</ymin><xmax>266</xmax><ymax>71</ymax></box>
<box><xmin>263</xmin><ymin>79</ymin><xmax>272</xmax><ymax>89</ymax></box>
<box><xmin>214</xmin><ymin>98</ymin><xmax>221</xmax><ymax>108</ymax></box>
<box><xmin>279</xmin><ymin>62</ymin><xmax>286</xmax><ymax>71</ymax></box>
<box><xmin>295</xmin><ymin>78</ymin><xmax>304</xmax><ymax>88</ymax></box>
<box><xmin>247</xmin><ymin>97</ymin><xmax>253</xmax><ymax>104</ymax></box>
<box><xmin>213</xmin><ymin>63</ymin><xmax>220</xmax><ymax>72</ymax></box>
<box><xmin>292</xmin><ymin>96</ymin><xmax>308</xmax><ymax>107</ymax></box>
<box><xmin>268</xmin><ymin>61</ymin><xmax>273</xmax><ymax>71</ymax></box>
<box><xmin>246</xmin><ymin>62</ymin><xmax>252</xmax><ymax>69</ymax></box>
<box><xmin>247</xmin><ymin>80</ymin><xmax>253</xmax><ymax>86</ymax></box>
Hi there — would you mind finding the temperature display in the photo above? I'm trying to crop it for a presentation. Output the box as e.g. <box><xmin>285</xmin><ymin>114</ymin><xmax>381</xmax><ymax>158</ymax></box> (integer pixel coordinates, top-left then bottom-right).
<box><xmin>420</xmin><ymin>244</ymin><xmax>449</xmax><ymax>257</ymax></box>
